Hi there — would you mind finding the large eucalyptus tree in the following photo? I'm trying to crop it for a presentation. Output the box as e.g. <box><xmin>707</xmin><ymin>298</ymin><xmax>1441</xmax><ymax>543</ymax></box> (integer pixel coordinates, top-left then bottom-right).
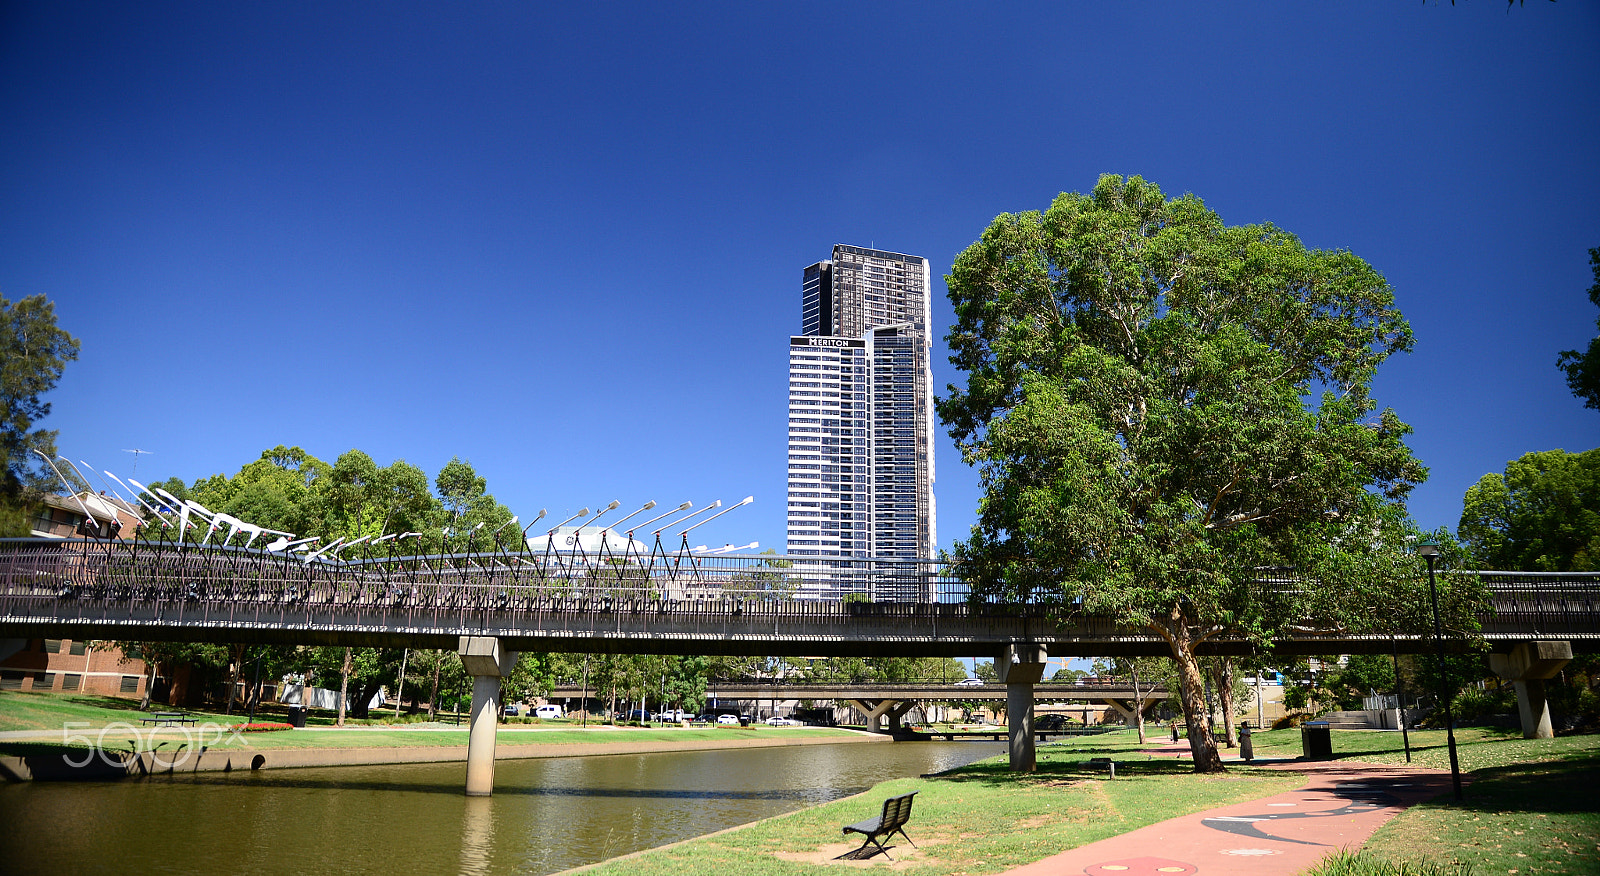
<box><xmin>939</xmin><ymin>175</ymin><xmax>1454</xmax><ymax>771</ymax></box>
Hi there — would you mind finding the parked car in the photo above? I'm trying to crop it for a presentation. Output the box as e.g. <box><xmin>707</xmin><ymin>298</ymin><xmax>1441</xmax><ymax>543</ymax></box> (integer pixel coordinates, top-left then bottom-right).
<box><xmin>765</xmin><ymin>716</ymin><xmax>798</xmax><ymax>726</ymax></box>
<box><xmin>534</xmin><ymin>704</ymin><xmax>564</xmax><ymax>720</ymax></box>
<box><xmin>954</xmin><ymin>677</ymin><xmax>985</xmax><ymax>687</ymax></box>
<box><xmin>504</xmin><ymin>703</ymin><xmax>522</xmax><ymax>717</ymax></box>
<box><xmin>625</xmin><ymin>709</ymin><xmax>654</xmax><ymax>722</ymax></box>
<box><xmin>715</xmin><ymin>713</ymin><xmax>741</xmax><ymax>725</ymax></box>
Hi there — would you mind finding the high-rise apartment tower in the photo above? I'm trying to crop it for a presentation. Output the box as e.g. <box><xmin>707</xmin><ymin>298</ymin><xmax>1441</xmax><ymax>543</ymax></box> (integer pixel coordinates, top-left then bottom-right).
<box><xmin>787</xmin><ymin>245</ymin><xmax>937</xmax><ymax>570</ymax></box>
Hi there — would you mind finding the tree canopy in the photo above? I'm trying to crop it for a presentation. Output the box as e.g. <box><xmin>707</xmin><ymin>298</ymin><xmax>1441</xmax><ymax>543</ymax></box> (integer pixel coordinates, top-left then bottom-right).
<box><xmin>1556</xmin><ymin>247</ymin><xmax>1600</xmax><ymax>411</ymax></box>
<box><xmin>939</xmin><ymin>175</ymin><xmax>1453</xmax><ymax>771</ymax></box>
<box><xmin>0</xmin><ymin>295</ymin><xmax>79</xmax><ymax>533</ymax></box>
<box><xmin>1459</xmin><ymin>448</ymin><xmax>1600</xmax><ymax>572</ymax></box>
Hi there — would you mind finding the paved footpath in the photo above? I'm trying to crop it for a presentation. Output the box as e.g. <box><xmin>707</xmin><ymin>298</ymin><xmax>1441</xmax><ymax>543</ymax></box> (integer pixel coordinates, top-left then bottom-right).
<box><xmin>1004</xmin><ymin>752</ymin><xmax>1458</xmax><ymax>876</ymax></box>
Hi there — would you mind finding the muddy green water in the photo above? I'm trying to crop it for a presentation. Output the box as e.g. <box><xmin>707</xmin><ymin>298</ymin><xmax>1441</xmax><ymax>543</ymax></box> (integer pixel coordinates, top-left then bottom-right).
<box><xmin>2</xmin><ymin>740</ymin><xmax>1004</xmax><ymax>874</ymax></box>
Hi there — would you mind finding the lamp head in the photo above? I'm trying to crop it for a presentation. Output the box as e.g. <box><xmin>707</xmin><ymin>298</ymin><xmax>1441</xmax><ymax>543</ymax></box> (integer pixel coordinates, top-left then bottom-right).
<box><xmin>1417</xmin><ymin>539</ymin><xmax>1441</xmax><ymax>558</ymax></box>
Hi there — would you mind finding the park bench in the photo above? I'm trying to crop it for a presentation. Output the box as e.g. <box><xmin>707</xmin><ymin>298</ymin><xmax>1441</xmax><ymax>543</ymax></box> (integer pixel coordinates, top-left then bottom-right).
<box><xmin>140</xmin><ymin>711</ymin><xmax>197</xmax><ymax>727</ymax></box>
<box><xmin>839</xmin><ymin>791</ymin><xmax>917</xmax><ymax>860</ymax></box>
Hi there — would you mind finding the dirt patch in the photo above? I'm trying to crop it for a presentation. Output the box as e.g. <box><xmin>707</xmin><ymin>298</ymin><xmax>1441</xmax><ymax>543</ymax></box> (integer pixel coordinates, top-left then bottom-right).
<box><xmin>774</xmin><ymin>841</ymin><xmax>930</xmax><ymax>869</ymax></box>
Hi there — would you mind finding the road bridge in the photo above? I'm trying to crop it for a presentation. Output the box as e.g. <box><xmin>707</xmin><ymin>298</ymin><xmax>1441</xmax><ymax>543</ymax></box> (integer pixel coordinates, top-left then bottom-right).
<box><xmin>2</xmin><ymin>537</ymin><xmax>1596</xmax><ymax>791</ymax></box>
<box><xmin>550</xmin><ymin>679</ymin><xmax>1171</xmax><ymax>732</ymax></box>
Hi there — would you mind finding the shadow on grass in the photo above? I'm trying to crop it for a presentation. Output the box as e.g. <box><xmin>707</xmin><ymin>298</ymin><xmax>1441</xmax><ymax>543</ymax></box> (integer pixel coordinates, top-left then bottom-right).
<box><xmin>1450</xmin><ymin>750</ymin><xmax>1600</xmax><ymax>816</ymax></box>
<box><xmin>61</xmin><ymin>694</ymin><xmax>151</xmax><ymax>713</ymax></box>
<box><xmin>936</xmin><ymin>755</ymin><xmax>1219</xmax><ymax>787</ymax></box>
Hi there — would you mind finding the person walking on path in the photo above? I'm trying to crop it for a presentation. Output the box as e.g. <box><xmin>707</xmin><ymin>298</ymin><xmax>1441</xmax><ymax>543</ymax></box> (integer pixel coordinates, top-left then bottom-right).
<box><xmin>1003</xmin><ymin>761</ymin><xmax>1458</xmax><ymax>876</ymax></box>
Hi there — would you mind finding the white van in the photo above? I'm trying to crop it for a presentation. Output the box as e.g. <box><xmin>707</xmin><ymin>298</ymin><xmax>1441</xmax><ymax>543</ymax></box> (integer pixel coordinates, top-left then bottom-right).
<box><xmin>534</xmin><ymin>704</ymin><xmax>564</xmax><ymax>720</ymax></box>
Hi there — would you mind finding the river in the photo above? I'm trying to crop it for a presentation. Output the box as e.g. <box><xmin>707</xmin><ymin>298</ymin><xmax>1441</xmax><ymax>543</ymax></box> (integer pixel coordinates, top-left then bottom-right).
<box><xmin>1</xmin><ymin>739</ymin><xmax>1005</xmax><ymax>874</ymax></box>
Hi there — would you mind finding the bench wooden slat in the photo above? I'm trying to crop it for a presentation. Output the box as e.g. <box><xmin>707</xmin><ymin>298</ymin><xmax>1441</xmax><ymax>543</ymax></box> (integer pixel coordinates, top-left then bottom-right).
<box><xmin>840</xmin><ymin>791</ymin><xmax>917</xmax><ymax>860</ymax></box>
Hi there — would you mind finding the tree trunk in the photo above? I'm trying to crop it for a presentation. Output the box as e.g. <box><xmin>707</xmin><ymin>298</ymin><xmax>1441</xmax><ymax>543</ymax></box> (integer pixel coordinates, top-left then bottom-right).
<box><xmin>349</xmin><ymin>679</ymin><xmax>380</xmax><ymax>719</ymax></box>
<box><xmin>1130</xmin><ymin>665</ymin><xmax>1147</xmax><ymax>744</ymax></box>
<box><xmin>1215</xmin><ymin>657</ymin><xmax>1238</xmax><ymax>748</ymax></box>
<box><xmin>394</xmin><ymin>648</ymin><xmax>409</xmax><ymax>720</ymax></box>
<box><xmin>337</xmin><ymin>647</ymin><xmax>352</xmax><ymax>727</ymax></box>
<box><xmin>1156</xmin><ymin>612</ymin><xmax>1226</xmax><ymax>773</ymax></box>
<box><xmin>140</xmin><ymin>654</ymin><xmax>157</xmax><ymax>710</ymax></box>
<box><xmin>224</xmin><ymin>643</ymin><xmax>244</xmax><ymax>715</ymax></box>
<box><xmin>428</xmin><ymin>650</ymin><xmax>441</xmax><ymax>720</ymax></box>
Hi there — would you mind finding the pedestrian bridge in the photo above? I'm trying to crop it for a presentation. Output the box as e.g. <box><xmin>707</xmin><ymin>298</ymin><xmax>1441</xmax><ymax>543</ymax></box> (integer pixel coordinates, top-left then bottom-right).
<box><xmin>5</xmin><ymin>536</ymin><xmax>1596</xmax><ymax>791</ymax></box>
<box><xmin>1</xmin><ymin>538</ymin><xmax>1596</xmax><ymax>657</ymax></box>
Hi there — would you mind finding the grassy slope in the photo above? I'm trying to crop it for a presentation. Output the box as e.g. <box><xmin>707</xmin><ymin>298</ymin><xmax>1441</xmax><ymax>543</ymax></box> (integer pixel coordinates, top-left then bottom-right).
<box><xmin>576</xmin><ymin>737</ymin><xmax>1303</xmax><ymax>876</ymax></box>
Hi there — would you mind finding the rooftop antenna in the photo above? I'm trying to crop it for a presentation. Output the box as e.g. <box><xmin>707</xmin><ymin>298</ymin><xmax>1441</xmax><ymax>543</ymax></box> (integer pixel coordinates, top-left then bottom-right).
<box><xmin>122</xmin><ymin>449</ymin><xmax>152</xmax><ymax>478</ymax></box>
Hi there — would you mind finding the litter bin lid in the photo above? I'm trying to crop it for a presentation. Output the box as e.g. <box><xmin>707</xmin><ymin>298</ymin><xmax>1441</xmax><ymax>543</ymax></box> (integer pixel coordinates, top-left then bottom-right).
<box><xmin>1304</xmin><ymin>720</ymin><xmax>1330</xmax><ymax>728</ymax></box>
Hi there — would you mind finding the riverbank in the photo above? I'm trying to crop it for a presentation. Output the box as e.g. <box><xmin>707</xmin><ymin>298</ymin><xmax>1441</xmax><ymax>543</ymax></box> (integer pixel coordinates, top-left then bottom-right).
<box><xmin>0</xmin><ymin>723</ymin><xmax>882</xmax><ymax>780</ymax></box>
<box><xmin>564</xmin><ymin>727</ymin><xmax>1600</xmax><ymax>876</ymax></box>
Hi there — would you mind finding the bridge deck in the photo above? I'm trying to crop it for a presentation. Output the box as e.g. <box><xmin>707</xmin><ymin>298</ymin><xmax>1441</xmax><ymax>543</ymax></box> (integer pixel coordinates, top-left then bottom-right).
<box><xmin>1</xmin><ymin>539</ymin><xmax>1596</xmax><ymax>656</ymax></box>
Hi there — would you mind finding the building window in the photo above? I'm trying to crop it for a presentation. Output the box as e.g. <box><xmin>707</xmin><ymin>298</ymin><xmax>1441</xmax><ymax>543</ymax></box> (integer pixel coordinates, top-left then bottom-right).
<box><xmin>68</xmin><ymin>640</ymin><xmax>87</xmax><ymax>656</ymax></box>
<box><xmin>44</xmin><ymin>639</ymin><xmax>62</xmax><ymax>654</ymax></box>
<box><xmin>0</xmin><ymin>671</ymin><xmax>23</xmax><ymax>690</ymax></box>
<box><xmin>63</xmin><ymin>673</ymin><xmax>81</xmax><ymax>690</ymax></box>
<box><xmin>32</xmin><ymin>672</ymin><xmax>52</xmax><ymax>691</ymax></box>
<box><xmin>120</xmin><ymin>675</ymin><xmax>140</xmax><ymax>694</ymax></box>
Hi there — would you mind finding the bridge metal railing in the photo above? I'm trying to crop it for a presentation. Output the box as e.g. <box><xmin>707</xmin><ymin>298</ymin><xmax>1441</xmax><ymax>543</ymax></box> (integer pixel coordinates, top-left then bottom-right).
<box><xmin>1</xmin><ymin>538</ymin><xmax>1598</xmax><ymax>645</ymax></box>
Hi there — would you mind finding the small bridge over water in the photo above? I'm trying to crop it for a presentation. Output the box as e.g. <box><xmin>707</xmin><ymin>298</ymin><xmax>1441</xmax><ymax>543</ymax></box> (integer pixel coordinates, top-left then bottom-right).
<box><xmin>2</xmin><ymin>537</ymin><xmax>1597</xmax><ymax>791</ymax></box>
<box><xmin>552</xmin><ymin>679</ymin><xmax>1171</xmax><ymax>731</ymax></box>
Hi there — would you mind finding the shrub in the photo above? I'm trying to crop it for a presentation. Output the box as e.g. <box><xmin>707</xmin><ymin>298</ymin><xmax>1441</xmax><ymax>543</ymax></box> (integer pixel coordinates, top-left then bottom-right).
<box><xmin>1273</xmin><ymin>713</ymin><xmax>1312</xmax><ymax>730</ymax></box>
<box><xmin>1452</xmin><ymin>687</ymin><xmax>1515</xmax><ymax>725</ymax></box>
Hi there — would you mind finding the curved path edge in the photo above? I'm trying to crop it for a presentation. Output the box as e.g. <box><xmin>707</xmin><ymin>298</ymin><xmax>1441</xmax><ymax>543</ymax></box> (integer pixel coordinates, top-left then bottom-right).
<box><xmin>1002</xmin><ymin>760</ymin><xmax>1459</xmax><ymax>876</ymax></box>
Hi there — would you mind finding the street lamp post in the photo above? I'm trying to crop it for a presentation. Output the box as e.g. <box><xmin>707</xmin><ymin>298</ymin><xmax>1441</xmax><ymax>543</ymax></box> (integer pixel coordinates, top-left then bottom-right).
<box><xmin>1417</xmin><ymin>539</ymin><xmax>1463</xmax><ymax>802</ymax></box>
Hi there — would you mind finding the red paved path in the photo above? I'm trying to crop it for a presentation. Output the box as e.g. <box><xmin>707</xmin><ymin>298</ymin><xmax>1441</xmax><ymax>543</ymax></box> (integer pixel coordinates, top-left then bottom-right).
<box><xmin>1003</xmin><ymin>751</ymin><xmax>1457</xmax><ymax>876</ymax></box>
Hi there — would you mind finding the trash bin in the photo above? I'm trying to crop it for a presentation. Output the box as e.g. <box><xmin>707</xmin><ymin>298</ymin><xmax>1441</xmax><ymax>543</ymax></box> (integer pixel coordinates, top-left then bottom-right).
<box><xmin>287</xmin><ymin>706</ymin><xmax>307</xmax><ymax>728</ymax></box>
<box><xmin>1300</xmin><ymin>720</ymin><xmax>1332</xmax><ymax>759</ymax></box>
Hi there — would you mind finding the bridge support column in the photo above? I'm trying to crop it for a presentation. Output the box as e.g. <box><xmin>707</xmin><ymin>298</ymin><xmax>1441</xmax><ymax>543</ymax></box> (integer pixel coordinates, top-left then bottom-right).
<box><xmin>1489</xmin><ymin>641</ymin><xmax>1572</xmax><ymax>739</ymax></box>
<box><xmin>459</xmin><ymin>636</ymin><xmax>519</xmax><ymax>796</ymax></box>
<box><xmin>998</xmin><ymin>644</ymin><xmax>1047</xmax><ymax>772</ymax></box>
<box><xmin>846</xmin><ymin>699</ymin><xmax>911</xmax><ymax>733</ymax></box>
<box><xmin>1101</xmin><ymin>694</ymin><xmax>1162</xmax><ymax>728</ymax></box>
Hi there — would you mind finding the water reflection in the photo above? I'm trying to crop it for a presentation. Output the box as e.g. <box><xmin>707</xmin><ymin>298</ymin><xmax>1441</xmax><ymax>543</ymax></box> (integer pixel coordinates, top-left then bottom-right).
<box><xmin>2</xmin><ymin>740</ymin><xmax>1004</xmax><ymax>875</ymax></box>
<box><xmin>460</xmin><ymin>796</ymin><xmax>494</xmax><ymax>876</ymax></box>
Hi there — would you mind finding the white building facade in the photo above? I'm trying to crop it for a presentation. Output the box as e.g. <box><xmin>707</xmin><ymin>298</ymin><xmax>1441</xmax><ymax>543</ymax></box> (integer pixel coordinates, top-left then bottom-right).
<box><xmin>786</xmin><ymin>245</ymin><xmax>936</xmax><ymax>570</ymax></box>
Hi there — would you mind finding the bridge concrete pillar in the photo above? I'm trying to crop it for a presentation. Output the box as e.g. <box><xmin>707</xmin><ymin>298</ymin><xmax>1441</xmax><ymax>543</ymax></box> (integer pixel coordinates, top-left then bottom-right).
<box><xmin>885</xmin><ymin>701</ymin><xmax>914</xmax><ymax>732</ymax></box>
<box><xmin>1489</xmin><ymin>640</ymin><xmax>1572</xmax><ymax>739</ymax></box>
<box><xmin>846</xmin><ymin>699</ymin><xmax>910</xmax><ymax>733</ymax></box>
<box><xmin>459</xmin><ymin>636</ymin><xmax>519</xmax><ymax>796</ymax></box>
<box><xmin>1101</xmin><ymin>693</ymin><xmax>1161</xmax><ymax>728</ymax></box>
<box><xmin>998</xmin><ymin>644</ymin><xmax>1047</xmax><ymax>772</ymax></box>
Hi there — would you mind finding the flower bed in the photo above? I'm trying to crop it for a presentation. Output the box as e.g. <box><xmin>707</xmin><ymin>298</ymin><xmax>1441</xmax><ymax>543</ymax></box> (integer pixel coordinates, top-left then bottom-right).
<box><xmin>231</xmin><ymin>722</ymin><xmax>294</xmax><ymax>732</ymax></box>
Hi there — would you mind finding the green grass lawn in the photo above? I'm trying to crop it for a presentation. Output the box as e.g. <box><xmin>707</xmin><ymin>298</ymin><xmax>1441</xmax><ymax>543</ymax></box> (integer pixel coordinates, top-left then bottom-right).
<box><xmin>1351</xmin><ymin>734</ymin><xmax>1600</xmax><ymax>876</ymax></box>
<box><xmin>0</xmin><ymin>690</ymin><xmax>858</xmax><ymax>756</ymax></box>
<box><xmin>578</xmin><ymin>737</ymin><xmax>1303</xmax><ymax>876</ymax></box>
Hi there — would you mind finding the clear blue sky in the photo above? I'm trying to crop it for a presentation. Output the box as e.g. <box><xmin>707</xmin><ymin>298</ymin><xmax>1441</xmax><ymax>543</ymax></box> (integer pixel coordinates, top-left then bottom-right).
<box><xmin>3</xmin><ymin>2</ymin><xmax>1596</xmax><ymax>556</ymax></box>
